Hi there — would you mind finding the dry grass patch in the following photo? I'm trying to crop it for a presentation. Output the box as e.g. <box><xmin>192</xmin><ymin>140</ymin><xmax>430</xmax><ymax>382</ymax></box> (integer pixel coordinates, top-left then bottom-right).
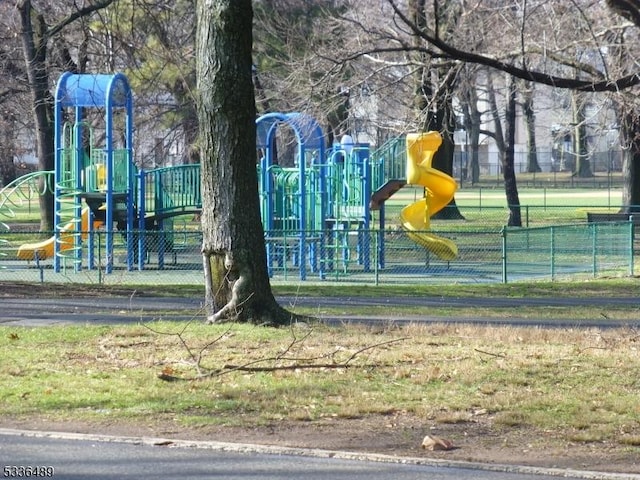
<box><xmin>1</xmin><ymin>321</ymin><xmax>639</xmax><ymax>448</ymax></box>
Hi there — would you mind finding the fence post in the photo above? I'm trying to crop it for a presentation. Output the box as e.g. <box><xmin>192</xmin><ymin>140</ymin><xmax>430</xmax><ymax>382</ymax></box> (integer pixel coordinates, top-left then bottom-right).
<box><xmin>550</xmin><ymin>226</ymin><xmax>555</xmax><ymax>280</ymax></box>
<box><xmin>501</xmin><ymin>226</ymin><xmax>507</xmax><ymax>283</ymax></box>
<box><xmin>591</xmin><ymin>223</ymin><xmax>597</xmax><ymax>277</ymax></box>
<box><xmin>97</xmin><ymin>232</ymin><xmax>103</xmax><ymax>285</ymax></box>
<box><xmin>373</xmin><ymin>230</ymin><xmax>379</xmax><ymax>286</ymax></box>
<box><xmin>630</xmin><ymin>216</ymin><xmax>635</xmax><ymax>277</ymax></box>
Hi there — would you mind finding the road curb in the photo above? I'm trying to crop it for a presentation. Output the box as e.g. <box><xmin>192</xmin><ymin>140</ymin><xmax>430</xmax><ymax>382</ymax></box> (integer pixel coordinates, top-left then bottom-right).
<box><xmin>0</xmin><ymin>428</ymin><xmax>638</xmax><ymax>479</ymax></box>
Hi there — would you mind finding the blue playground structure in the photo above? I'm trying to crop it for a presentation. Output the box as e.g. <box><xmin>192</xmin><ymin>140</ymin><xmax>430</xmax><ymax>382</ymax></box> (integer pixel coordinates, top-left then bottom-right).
<box><xmin>16</xmin><ymin>73</ymin><xmax>202</xmax><ymax>273</ymax></box>
<box><xmin>256</xmin><ymin>116</ymin><xmax>459</xmax><ymax>280</ymax></box>
<box><xmin>9</xmin><ymin>72</ymin><xmax>456</xmax><ymax>279</ymax></box>
<box><xmin>53</xmin><ymin>72</ymin><xmax>135</xmax><ymax>274</ymax></box>
<box><xmin>257</xmin><ymin>112</ymin><xmax>375</xmax><ymax>280</ymax></box>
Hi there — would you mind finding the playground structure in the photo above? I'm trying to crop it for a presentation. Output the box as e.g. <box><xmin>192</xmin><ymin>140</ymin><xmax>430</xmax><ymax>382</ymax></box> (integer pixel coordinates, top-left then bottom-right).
<box><xmin>4</xmin><ymin>72</ymin><xmax>458</xmax><ymax>278</ymax></box>
<box><xmin>17</xmin><ymin>72</ymin><xmax>137</xmax><ymax>273</ymax></box>
<box><xmin>256</xmin><ymin>113</ymin><xmax>458</xmax><ymax>279</ymax></box>
<box><xmin>257</xmin><ymin>112</ymin><xmax>375</xmax><ymax>280</ymax></box>
<box><xmin>14</xmin><ymin>73</ymin><xmax>202</xmax><ymax>273</ymax></box>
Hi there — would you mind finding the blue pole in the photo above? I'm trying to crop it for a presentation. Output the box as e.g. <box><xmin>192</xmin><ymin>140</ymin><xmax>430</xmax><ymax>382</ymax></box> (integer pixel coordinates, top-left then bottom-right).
<box><xmin>125</xmin><ymin>74</ymin><xmax>135</xmax><ymax>271</ymax></box>
<box><xmin>53</xmin><ymin>73</ymin><xmax>72</xmax><ymax>273</ymax></box>
<box><xmin>298</xmin><ymin>143</ymin><xmax>307</xmax><ymax>280</ymax></box>
<box><xmin>362</xmin><ymin>154</ymin><xmax>371</xmax><ymax>272</ymax></box>
<box><xmin>104</xmin><ymin>77</ymin><xmax>116</xmax><ymax>274</ymax></box>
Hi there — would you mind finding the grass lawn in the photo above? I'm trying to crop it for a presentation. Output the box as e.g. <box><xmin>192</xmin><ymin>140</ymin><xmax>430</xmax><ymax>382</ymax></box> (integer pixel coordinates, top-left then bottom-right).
<box><xmin>1</xmin><ymin>279</ymin><xmax>640</xmax><ymax>474</ymax></box>
<box><xmin>2</xmin><ymin>319</ymin><xmax>639</xmax><ymax>439</ymax></box>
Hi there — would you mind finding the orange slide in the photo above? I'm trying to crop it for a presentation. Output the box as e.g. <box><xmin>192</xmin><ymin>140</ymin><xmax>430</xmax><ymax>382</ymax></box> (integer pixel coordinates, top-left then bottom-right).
<box><xmin>400</xmin><ymin>132</ymin><xmax>458</xmax><ymax>261</ymax></box>
<box><xmin>17</xmin><ymin>208</ymin><xmax>102</xmax><ymax>261</ymax></box>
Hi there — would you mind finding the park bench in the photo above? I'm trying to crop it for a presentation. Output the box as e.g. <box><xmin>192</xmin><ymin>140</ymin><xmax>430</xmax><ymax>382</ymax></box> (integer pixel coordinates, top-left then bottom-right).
<box><xmin>586</xmin><ymin>212</ymin><xmax>640</xmax><ymax>225</ymax></box>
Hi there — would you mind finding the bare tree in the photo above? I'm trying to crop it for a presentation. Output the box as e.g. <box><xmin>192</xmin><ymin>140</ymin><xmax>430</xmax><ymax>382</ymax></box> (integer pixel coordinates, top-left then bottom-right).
<box><xmin>485</xmin><ymin>71</ymin><xmax>522</xmax><ymax>225</ymax></box>
<box><xmin>457</xmin><ymin>65</ymin><xmax>483</xmax><ymax>184</ymax></box>
<box><xmin>99</xmin><ymin>0</ymin><xmax>200</xmax><ymax>166</ymax></box>
<box><xmin>605</xmin><ymin>0</ymin><xmax>640</xmax><ymax>210</ymax></box>
<box><xmin>504</xmin><ymin>76</ymin><xmax>522</xmax><ymax>226</ymax></box>
<box><xmin>383</xmin><ymin>0</ymin><xmax>640</xmax><ymax>207</ymax></box>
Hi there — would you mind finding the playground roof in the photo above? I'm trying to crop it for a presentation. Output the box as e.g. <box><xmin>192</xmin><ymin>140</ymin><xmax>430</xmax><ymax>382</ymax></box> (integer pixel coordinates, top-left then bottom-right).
<box><xmin>55</xmin><ymin>73</ymin><xmax>132</xmax><ymax>109</ymax></box>
<box><xmin>256</xmin><ymin>112</ymin><xmax>325</xmax><ymax>150</ymax></box>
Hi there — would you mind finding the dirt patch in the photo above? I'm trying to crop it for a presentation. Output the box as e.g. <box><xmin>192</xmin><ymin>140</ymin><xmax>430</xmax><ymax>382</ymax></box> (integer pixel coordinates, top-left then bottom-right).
<box><xmin>2</xmin><ymin>413</ymin><xmax>639</xmax><ymax>475</ymax></box>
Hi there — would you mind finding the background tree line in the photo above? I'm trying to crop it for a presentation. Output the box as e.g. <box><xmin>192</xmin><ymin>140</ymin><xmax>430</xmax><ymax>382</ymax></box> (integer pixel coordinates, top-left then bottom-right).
<box><xmin>3</xmin><ymin>0</ymin><xmax>640</xmax><ymax>227</ymax></box>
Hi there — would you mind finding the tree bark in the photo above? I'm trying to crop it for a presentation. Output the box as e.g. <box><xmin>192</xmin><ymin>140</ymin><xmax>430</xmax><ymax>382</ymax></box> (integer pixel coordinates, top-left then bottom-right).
<box><xmin>503</xmin><ymin>77</ymin><xmax>522</xmax><ymax>226</ymax></box>
<box><xmin>620</xmin><ymin>109</ymin><xmax>640</xmax><ymax>212</ymax></box>
<box><xmin>521</xmin><ymin>82</ymin><xmax>541</xmax><ymax>173</ymax></box>
<box><xmin>196</xmin><ymin>0</ymin><xmax>294</xmax><ymax>326</ymax></box>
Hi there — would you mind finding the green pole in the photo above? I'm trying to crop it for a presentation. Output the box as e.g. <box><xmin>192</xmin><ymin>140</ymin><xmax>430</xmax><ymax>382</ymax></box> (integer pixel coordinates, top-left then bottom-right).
<box><xmin>629</xmin><ymin>217</ymin><xmax>635</xmax><ymax>277</ymax></box>
<box><xmin>550</xmin><ymin>226</ymin><xmax>555</xmax><ymax>280</ymax></box>
<box><xmin>592</xmin><ymin>223</ymin><xmax>597</xmax><ymax>278</ymax></box>
<box><xmin>501</xmin><ymin>226</ymin><xmax>507</xmax><ymax>283</ymax></box>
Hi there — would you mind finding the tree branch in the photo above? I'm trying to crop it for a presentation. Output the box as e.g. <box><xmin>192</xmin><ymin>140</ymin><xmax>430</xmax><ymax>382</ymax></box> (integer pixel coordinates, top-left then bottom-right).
<box><xmin>386</xmin><ymin>0</ymin><xmax>640</xmax><ymax>92</ymax></box>
<box><xmin>152</xmin><ymin>323</ymin><xmax>408</xmax><ymax>382</ymax></box>
<box><xmin>47</xmin><ymin>0</ymin><xmax>117</xmax><ymax>39</ymax></box>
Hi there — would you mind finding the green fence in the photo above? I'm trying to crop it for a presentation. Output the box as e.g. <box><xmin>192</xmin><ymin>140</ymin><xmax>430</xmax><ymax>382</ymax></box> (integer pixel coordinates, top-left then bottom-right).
<box><xmin>0</xmin><ymin>220</ymin><xmax>633</xmax><ymax>286</ymax></box>
<box><xmin>502</xmin><ymin>221</ymin><xmax>634</xmax><ymax>282</ymax></box>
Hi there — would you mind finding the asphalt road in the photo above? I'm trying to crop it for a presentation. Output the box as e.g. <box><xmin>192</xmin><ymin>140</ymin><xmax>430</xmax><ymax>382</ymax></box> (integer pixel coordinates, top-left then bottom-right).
<box><xmin>0</xmin><ymin>430</ymin><xmax>609</xmax><ymax>480</ymax></box>
<box><xmin>0</xmin><ymin>295</ymin><xmax>638</xmax><ymax>329</ymax></box>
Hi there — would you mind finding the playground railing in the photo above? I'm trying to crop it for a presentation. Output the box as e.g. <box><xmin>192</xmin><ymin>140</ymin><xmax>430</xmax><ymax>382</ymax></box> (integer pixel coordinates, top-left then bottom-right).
<box><xmin>0</xmin><ymin>218</ymin><xmax>633</xmax><ymax>286</ymax></box>
<box><xmin>138</xmin><ymin>165</ymin><xmax>202</xmax><ymax>218</ymax></box>
<box><xmin>369</xmin><ymin>136</ymin><xmax>406</xmax><ymax>184</ymax></box>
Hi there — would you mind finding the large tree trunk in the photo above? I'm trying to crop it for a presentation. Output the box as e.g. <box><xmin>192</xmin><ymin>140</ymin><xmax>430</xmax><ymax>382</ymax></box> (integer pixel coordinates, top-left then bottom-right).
<box><xmin>196</xmin><ymin>0</ymin><xmax>292</xmax><ymax>326</ymax></box>
<box><xmin>620</xmin><ymin>109</ymin><xmax>640</xmax><ymax>213</ymax></box>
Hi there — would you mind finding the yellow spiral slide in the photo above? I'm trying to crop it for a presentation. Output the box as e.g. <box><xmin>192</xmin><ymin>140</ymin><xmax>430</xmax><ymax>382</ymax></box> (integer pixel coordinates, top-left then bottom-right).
<box><xmin>17</xmin><ymin>208</ymin><xmax>102</xmax><ymax>261</ymax></box>
<box><xmin>401</xmin><ymin>132</ymin><xmax>458</xmax><ymax>261</ymax></box>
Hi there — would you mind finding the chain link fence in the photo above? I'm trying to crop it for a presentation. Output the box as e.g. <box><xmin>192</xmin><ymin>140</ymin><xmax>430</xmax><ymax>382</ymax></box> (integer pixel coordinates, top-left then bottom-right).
<box><xmin>0</xmin><ymin>205</ymin><xmax>634</xmax><ymax>285</ymax></box>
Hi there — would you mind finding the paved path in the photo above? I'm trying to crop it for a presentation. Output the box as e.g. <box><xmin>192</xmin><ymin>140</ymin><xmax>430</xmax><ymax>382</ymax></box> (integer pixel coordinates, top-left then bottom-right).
<box><xmin>0</xmin><ymin>295</ymin><xmax>638</xmax><ymax>329</ymax></box>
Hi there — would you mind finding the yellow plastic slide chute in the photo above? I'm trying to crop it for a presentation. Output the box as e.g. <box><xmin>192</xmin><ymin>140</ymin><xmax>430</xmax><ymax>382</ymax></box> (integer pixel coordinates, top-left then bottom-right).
<box><xmin>400</xmin><ymin>132</ymin><xmax>458</xmax><ymax>261</ymax></box>
<box><xmin>17</xmin><ymin>208</ymin><xmax>102</xmax><ymax>261</ymax></box>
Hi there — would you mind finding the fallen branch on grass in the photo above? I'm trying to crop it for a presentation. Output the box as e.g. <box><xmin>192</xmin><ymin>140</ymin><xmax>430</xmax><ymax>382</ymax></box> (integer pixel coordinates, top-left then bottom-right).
<box><xmin>149</xmin><ymin>325</ymin><xmax>407</xmax><ymax>381</ymax></box>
